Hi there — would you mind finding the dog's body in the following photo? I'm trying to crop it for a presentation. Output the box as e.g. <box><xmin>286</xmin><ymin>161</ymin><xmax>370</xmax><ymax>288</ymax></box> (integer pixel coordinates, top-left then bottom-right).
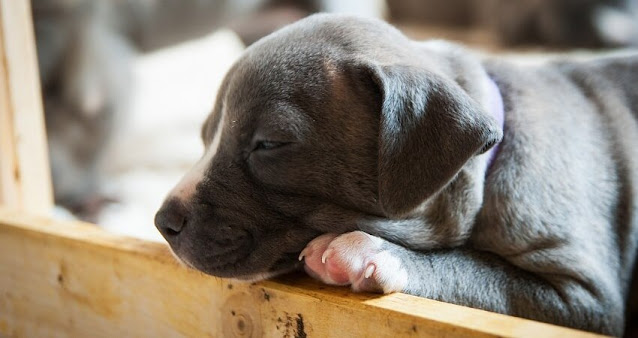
<box><xmin>155</xmin><ymin>14</ymin><xmax>638</xmax><ymax>335</ymax></box>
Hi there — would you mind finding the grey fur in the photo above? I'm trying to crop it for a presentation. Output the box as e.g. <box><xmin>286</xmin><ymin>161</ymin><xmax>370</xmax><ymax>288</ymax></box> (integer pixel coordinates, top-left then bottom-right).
<box><xmin>155</xmin><ymin>14</ymin><xmax>638</xmax><ymax>335</ymax></box>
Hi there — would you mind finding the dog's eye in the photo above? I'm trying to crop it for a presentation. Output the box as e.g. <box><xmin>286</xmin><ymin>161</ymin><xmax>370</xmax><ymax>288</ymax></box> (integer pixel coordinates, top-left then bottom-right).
<box><xmin>253</xmin><ymin>141</ymin><xmax>287</xmax><ymax>151</ymax></box>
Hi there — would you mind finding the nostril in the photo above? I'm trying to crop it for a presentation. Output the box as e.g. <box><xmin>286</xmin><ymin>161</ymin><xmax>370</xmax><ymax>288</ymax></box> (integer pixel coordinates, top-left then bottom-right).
<box><xmin>165</xmin><ymin>228</ymin><xmax>180</xmax><ymax>237</ymax></box>
<box><xmin>165</xmin><ymin>216</ymin><xmax>187</xmax><ymax>236</ymax></box>
<box><xmin>155</xmin><ymin>198</ymin><xmax>189</xmax><ymax>237</ymax></box>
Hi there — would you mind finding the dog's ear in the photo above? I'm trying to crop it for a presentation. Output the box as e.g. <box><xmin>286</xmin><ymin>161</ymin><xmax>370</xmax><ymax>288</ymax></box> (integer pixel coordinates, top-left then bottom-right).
<box><xmin>367</xmin><ymin>64</ymin><xmax>503</xmax><ymax>217</ymax></box>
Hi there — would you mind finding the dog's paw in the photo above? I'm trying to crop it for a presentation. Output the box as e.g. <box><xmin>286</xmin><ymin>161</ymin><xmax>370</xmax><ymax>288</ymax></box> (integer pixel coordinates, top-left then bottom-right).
<box><xmin>299</xmin><ymin>231</ymin><xmax>408</xmax><ymax>293</ymax></box>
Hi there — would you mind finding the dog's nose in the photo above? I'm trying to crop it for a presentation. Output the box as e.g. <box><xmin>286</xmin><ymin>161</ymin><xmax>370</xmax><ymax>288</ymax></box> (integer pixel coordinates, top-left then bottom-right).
<box><xmin>155</xmin><ymin>198</ymin><xmax>189</xmax><ymax>237</ymax></box>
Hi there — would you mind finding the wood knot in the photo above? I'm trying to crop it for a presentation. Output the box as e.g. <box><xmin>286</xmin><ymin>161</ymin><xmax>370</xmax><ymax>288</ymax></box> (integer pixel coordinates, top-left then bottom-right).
<box><xmin>222</xmin><ymin>293</ymin><xmax>261</xmax><ymax>337</ymax></box>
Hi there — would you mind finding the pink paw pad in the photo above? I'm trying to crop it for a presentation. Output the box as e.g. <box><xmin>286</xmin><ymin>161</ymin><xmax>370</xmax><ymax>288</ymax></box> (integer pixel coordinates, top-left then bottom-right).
<box><xmin>299</xmin><ymin>231</ymin><xmax>407</xmax><ymax>293</ymax></box>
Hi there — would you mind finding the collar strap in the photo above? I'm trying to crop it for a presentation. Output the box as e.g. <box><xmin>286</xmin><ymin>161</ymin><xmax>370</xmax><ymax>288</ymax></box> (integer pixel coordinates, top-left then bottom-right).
<box><xmin>484</xmin><ymin>77</ymin><xmax>504</xmax><ymax>172</ymax></box>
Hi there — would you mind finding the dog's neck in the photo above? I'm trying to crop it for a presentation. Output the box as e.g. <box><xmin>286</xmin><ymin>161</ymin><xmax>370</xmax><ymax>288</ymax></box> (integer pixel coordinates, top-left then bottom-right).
<box><xmin>485</xmin><ymin>78</ymin><xmax>504</xmax><ymax>172</ymax></box>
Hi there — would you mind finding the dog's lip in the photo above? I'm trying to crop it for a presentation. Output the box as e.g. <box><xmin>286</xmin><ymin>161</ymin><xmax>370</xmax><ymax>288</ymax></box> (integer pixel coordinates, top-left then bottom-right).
<box><xmin>208</xmin><ymin>239</ymin><xmax>250</xmax><ymax>257</ymax></box>
<box><xmin>182</xmin><ymin>248</ymin><xmax>251</xmax><ymax>277</ymax></box>
<box><xmin>167</xmin><ymin>234</ymin><xmax>254</xmax><ymax>272</ymax></box>
<box><xmin>202</xmin><ymin>239</ymin><xmax>254</xmax><ymax>269</ymax></box>
<box><xmin>269</xmin><ymin>252</ymin><xmax>301</xmax><ymax>270</ymax></box>
<box><xmin>179</xmin><ymin>245</ymin><xmax>302</xmax><ymax>280</ymax></box>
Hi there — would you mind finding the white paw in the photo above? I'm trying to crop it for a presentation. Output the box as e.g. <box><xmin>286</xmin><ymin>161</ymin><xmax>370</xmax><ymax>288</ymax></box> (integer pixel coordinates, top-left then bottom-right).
<box><xmin>299</xmin><ymin>231</ymin><xmax>408</xmax><ymax>293</ymax></box>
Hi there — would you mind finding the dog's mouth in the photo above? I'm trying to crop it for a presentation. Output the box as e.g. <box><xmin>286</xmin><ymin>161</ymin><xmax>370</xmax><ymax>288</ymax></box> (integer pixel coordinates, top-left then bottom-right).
<box><xmin>169</xmin><ymin>238</ymin><xmax>303</xmax><ymax>280</ymax></box>
<box><xmin>190</xmin><ymin>244</ymin><xmax>252</xmax><ymax>274</ymax></box>
<box><xmin>234</xmin><ymin>255</ymin><xmax>303</xmax><ymax>282</ymax></box>
<box><xmin>268</xmin><ymin>252</ymin><xmax>303</xmax><ymax>274</ymax></box>
<box><xmin>166</xmin><ymin>235</ymin><xmax>248</xmax><ymax>270</ymax></box>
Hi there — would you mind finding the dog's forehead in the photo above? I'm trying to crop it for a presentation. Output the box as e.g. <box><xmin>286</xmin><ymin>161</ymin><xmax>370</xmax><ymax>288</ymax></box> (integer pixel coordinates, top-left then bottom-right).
<box><xmin>231</xmin><ymin>49</ymin><xmax>328</xmax><ymax>95</ymax></box>
<box><xmin>217</xmin><ymin>50</ymin><xmax>333</xmax><ymax>133</ymax></box>
<box><xmin>209</xmin><ymin>14</ymin><xmax>408</xmax><ymax>145</ymax></box>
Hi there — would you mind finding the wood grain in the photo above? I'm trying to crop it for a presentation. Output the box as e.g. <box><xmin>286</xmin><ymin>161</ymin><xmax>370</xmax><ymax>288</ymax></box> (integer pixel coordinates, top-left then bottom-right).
<box><xmin>0</xmin><ymin>0</ymin><xmax>52</xmax><ymax>213</ymax></box>
<box><xmin>0</xmin><ymin>208</ymin><xmax>606</xmax><ymax>337</ymax></box>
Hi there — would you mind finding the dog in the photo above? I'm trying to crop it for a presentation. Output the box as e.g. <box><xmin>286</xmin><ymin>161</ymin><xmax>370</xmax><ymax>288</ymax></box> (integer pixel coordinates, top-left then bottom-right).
<box><xmin>154</xmin><ymin>14</ymin><xmax>638</xmax><ymax>335</ymax></box>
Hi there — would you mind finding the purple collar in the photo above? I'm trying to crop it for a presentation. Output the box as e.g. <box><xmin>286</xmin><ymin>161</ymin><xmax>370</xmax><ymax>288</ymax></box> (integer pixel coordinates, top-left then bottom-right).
<box><xmin>485</xmin><ymin>78</ymin><xmax>505</xmax><ymax>172</ymax></box>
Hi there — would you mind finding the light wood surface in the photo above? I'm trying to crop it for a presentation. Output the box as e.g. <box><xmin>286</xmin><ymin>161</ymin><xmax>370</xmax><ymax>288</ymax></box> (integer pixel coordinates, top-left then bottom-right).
<box><xmin>0</xmin><ymin>0</ymin><xmax>52</xmax><ymax>214</ymax></box>
<box><xmin>0</xmin><ymin>208</ymin><xmax>606</xmax><ymax>338</ymax></box>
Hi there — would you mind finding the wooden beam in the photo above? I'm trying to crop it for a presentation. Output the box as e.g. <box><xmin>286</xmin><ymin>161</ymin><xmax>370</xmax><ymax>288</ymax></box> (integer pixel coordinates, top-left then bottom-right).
<box><xmin>0</xmin><ymin>0</ymin><xmax>53</xmax><ymax>213</ymax></box>
<box><xmin>0</xmin><ymin>208</ymin><xmax>605</xmax><ymax>337</ymax></box>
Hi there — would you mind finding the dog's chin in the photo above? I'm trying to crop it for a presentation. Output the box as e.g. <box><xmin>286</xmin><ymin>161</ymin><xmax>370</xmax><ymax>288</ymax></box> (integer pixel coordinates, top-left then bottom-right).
<box><xmin>233</xmin><ymin>265</ymin><xmax>300</xmax><ymax>282</ymax></box>
<box><xmin>167</xmin><ymin>246</ymin><xmax>302</xmax><ymax>281</ymax></box>
<box><xmin>167</xmin><ymin>246</ymin><xmax>197</xmax><ymax>269</ymax></box>
<box><xmin>220</xmin><ymin>258</ymin><xmax>303</xmax><ymax>281</ymax></box>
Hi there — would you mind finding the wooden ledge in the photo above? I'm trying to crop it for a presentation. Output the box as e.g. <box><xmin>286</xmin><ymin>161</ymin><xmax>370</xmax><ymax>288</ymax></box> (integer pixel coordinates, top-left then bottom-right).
<box><xmin>0</xmin><ymin>208</ymin><xmax>604</xmax><ymax>337</ymax></box>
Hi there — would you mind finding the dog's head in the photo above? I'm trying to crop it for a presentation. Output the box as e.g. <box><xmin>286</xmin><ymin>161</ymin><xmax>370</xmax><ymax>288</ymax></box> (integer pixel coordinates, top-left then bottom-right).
<box><xmin>154</xmin><ymin>14</ymin><xmax>502</xmax><ymax>279</ymax></box>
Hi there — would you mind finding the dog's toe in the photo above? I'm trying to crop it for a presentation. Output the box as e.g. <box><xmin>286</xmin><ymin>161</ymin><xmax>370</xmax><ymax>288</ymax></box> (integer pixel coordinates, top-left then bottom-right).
<box><xmin>301</xmin><ymin>231</ymin><xmax>407</xmax><ymax>293</ymax></box>
<box><xmin>300</xmin><ymin>233</ymin><xmax>343</xmax><ymax>283</ymax></box>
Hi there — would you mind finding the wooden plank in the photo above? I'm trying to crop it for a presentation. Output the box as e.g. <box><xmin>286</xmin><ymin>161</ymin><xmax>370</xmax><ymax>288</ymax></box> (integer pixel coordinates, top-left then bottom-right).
<box><xmin>0</xmin><ymin>0</ymin><xmax>53</xmax><ymax>213</ymax></box>
<box><xmin>0</xmin><ymin>208</ymin><xmax>605</xmax><ymax>337</ymax></box>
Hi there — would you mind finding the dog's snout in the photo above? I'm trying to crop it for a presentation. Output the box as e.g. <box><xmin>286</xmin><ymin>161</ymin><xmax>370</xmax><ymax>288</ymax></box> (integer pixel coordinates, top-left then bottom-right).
<box><xmin>155</xmin><ymin>198</ymin><xmax>189</xmax><ymax>237</ymax></box>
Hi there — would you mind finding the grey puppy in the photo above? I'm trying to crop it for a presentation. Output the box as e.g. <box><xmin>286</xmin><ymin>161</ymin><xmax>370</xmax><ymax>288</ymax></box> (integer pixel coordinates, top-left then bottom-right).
<box><xmin>155</xmin><ymin>14</ymin><xmax>638</xmax><ymax>335</ymax></box>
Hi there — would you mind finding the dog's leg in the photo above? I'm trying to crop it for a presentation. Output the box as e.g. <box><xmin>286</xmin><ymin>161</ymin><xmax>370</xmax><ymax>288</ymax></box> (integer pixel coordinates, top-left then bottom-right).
<box><xmin>301</xmin><ymin>231</ymin><xmax>623</xmax><ymax>335</ymax></box>
<box><xmin>356</xmin><ymin>165</ymin><xmax>488</xmax><ymax>251</ymax></box>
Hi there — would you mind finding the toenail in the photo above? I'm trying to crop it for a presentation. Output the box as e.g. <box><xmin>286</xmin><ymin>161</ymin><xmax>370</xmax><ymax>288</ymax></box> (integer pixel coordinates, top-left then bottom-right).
<box><xmin>364</xmin><ymin>264</ymin><xmax>375</xmax><ymax>279</ymax></box>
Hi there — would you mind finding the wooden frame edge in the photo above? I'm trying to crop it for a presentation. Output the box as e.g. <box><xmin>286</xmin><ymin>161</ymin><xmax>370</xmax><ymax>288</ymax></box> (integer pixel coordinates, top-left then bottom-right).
<box><xmin>0</xmin><ymin>208</ymin><xmax>605</xmax><ymax>337</ymax></box>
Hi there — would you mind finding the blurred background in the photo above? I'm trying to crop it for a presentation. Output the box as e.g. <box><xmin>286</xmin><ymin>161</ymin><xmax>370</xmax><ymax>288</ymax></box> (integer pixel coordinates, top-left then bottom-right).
<box><xmin>34</xmin><ymin>0</ymin><xmax>638</xmax><ymax>240</ymax></box>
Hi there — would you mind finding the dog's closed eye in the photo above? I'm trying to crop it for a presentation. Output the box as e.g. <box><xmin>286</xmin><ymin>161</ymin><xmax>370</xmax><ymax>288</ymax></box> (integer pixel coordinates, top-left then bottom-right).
<box><xmin>253</xmin><ymin>140</ymin><xmax>289</xmax><ymax>151</ymax></box>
